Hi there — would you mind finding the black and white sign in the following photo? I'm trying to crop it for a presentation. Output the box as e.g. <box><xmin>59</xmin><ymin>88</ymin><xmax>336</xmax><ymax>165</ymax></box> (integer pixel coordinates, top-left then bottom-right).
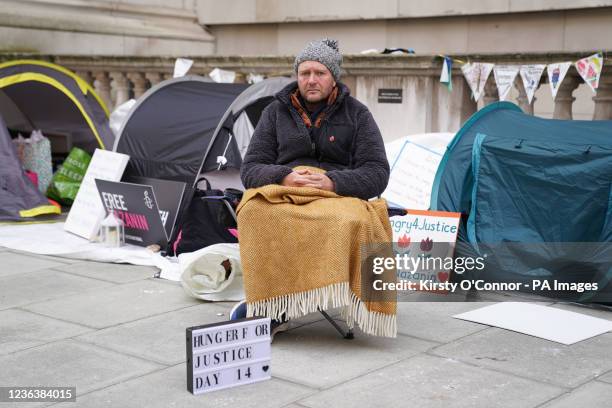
<box><xmin>378</xmin><ymin>88</ymin><xmax>403</xmax><ymax>103</ymax></box>
<box><xmin>123</xmin><ymin>175</ymin><xmax>186</xmax><ymax>240</ymax></box>
<box><xmin>95</xmin><ymin>179</ymin><xmax>168</xmax><ymax>247</ymax></box>
<box><xmin>186</xmin><ymin>317</ymin><xmax>271</xmax><ymax>395</ymax></box>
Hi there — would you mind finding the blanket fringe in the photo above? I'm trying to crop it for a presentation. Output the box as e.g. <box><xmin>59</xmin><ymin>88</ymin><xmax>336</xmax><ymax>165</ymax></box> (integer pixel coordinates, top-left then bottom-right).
<box><xmin>247</xmin><ymin>282</ymin><xmax>396</xmax><ymax>338</ymax></box>
<box><xmin>341</xmin><ymin>292</ymin><xmax>397</xmax><ymax>338</ymax></box>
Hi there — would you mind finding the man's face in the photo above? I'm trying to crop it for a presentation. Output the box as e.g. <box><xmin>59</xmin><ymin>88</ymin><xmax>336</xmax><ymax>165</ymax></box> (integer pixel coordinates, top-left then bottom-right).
<box><xmin>297</xmin><ymin>61</ymin><xmax>336</xmax><ymax>104</ymax></box>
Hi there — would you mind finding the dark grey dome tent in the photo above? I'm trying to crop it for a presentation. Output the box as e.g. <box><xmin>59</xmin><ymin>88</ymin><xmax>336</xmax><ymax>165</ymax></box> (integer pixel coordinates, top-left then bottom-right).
<box><xmin>114</xmin><ymin>76</ymin><xmax>293</xmax><ymax>189</ymax></box>
<box><xmin>0</xmin><ymin>60</ymin><xmax>113</xmax><ymax>152</ymax></box>
<box><xmin>201</xmin><ymin>76</ymin><xmax>293</xmax><ymax>189</ymax></box>
<box><xmin>114</xmin><ymin>76</ymin><xmax>249</xmax><ymax>186</ymax></box>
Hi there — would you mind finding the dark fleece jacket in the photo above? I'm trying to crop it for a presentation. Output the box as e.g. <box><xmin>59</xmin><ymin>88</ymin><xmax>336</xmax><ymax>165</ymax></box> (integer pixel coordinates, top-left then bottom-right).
<box><xmin>240</xmin><ymin>81</ymin><xmax>389</xmax><ymax>200</ymax></box>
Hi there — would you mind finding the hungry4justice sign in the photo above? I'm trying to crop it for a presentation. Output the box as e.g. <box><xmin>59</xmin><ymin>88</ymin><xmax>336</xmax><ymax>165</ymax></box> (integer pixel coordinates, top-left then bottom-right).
<box><xmin>389</xmin><ymin>210</ymin><xmax>461</xmax><ymax>291</ymax></box>
<box><xmin>186</xmin><ymin>317</ymin><xmax>271</xmax><ymax>395</ymax></box>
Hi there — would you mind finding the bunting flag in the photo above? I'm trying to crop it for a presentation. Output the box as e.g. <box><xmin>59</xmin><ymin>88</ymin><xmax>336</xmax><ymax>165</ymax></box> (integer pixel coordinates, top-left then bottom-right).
<box><xmin>462</xmin><ymin>62</ymin><xmax>494</xmax><ymax>101</ymax></box>
<box><xmin>547</xmin><ymin>62</ymin><xmax>572</xmax><ymax>99</ymax></box>
<box><xmin>519</xmin><ymin>64</ymin><xmax>546</xmax><ymax>104</ymax></box>
<box><xmin>439</xmin><ymin>56</ymin><xmax>453</xmax><ymax>91</ymax></box>
<box><xmin>493</xmin><ymin>65</ymin><xmax>520</xmax><ymax>101</ymax></box>
<box><xmin>173</xmin><ymin>58</ymin><xmax>193</xmax><ymax>78</ymax></box>
<box><xmin>575</xmin><ymin>53</ymin><xmax>604</xmax><ymax>93</ymax></box>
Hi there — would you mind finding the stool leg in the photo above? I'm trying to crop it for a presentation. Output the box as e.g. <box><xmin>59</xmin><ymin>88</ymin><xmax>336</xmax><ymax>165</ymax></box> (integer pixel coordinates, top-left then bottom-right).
<box><xmin>320</xmin><ymin>310</ymin><xmax>355</xmax><ymax>340</ymax></box>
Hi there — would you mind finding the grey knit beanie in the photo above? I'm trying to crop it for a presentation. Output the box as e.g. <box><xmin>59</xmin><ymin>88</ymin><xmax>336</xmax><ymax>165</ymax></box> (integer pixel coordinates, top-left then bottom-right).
<box><xmin>294</xmin><ymin>38</ymin><xmax>342</xmax><ymax>81</ymax></box>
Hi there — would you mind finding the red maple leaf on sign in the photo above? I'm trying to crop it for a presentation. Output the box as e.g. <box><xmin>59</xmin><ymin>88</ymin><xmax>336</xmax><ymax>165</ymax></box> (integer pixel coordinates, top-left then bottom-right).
<box><xmin>398</xmin><ymin>234</ymin><xmax>411</xmax><ymax>248</ymax></box>
<box><xmin>420</xmin><ymin>238</ymin><xmax>433</xmax><ymax>252</ymax></box>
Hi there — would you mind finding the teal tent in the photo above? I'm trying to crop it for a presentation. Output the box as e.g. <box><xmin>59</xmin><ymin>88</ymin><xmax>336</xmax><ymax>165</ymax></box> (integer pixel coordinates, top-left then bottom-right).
<box><xmin>431</xmin><ymin>102</ymin><xmax>612</xmax><ymax>302</ymax></box>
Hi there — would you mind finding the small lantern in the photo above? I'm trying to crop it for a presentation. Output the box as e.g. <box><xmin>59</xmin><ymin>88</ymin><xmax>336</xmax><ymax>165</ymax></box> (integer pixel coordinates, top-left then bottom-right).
<box><xmin>100</xmin><ymin>211</ymin><xmax>124</xmax><ymax>247</ymax></box>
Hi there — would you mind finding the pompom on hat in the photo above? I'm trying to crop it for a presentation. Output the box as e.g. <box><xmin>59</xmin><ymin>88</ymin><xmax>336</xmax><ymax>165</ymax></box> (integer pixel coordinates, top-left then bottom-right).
<box><xmin>294</xmin><ymin>38</ymin><xmax>343</xmax><ymax>81</ymax></box>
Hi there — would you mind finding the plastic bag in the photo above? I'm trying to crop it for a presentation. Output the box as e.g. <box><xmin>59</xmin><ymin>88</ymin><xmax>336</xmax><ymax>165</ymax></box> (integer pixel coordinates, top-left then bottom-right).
<box><xmin>13</xmin><ymin>130</ymin><xmax>53</xmax><ymax>193</ymax></box>
<box><xmin>179</xmin><ymin>243</ymin><xmax>244</xmax><ymax>301</ymax></box>
<box><xmin>46</xmin><ymin>147</ymin><xmax>92</xmax><ymax>205</ymax></box>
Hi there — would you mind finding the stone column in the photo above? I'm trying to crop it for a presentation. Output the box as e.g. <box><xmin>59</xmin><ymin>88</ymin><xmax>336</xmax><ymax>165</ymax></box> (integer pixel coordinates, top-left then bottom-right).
<box><xmin>145</xmin><ymin>72</ymin><xmax>163</xmax><ymax>87</ymax></box>
<box><xmin>481</xmin><ymin>77</ymin><xmax>499</xmax><ymax>107</ymax></box>
<box><xmin>516</xmin><ymin>79</ymin><xmax>536</xmax><ymax>115</ymax></box>
<box><xmin>110</xmin><ymin>71</ymin><xmax>130</xmax><ymax>108</ymax></box>
<box><xmin>459</xmin><ymin>77</ymin><xmax>478</xmax><ymax>124</ymax></box>
<box><xmin>552</xmin><ymin>75</ymin><xmax>581</xmax><ymax>120</ymax></box>
<box><xmin>76</xmin><ymin>70</ymin><xmax>93</xmax><ymax>86</ymax></box>
<box><xmin>592</xmin><ymin>71</ymin><xmax>612</xmax><ymax>120</ymax></box>
<box><xmin>93</xmin><ymin>71</ymin><xmax>112</xmax><ymax>109</ymax></box>
<box><xmin>128</xmin><ymin>72</ymin><xmax>148</xmax><ymax>99</ymax></box>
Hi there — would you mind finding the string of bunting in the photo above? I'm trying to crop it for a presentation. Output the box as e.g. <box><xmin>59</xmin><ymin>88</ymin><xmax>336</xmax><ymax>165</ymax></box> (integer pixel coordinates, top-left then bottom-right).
<box><xmin>437</xmin><ymin>52</ymin><xmax>605</xmax><ymax>102</ymax></box>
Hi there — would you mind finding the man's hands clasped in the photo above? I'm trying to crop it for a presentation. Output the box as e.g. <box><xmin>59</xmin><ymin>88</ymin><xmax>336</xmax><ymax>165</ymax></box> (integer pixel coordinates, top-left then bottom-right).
<box><xmin>281</xmin><ymin>168</ymin><xmax>335</xmax><ymax>192</ymax></box>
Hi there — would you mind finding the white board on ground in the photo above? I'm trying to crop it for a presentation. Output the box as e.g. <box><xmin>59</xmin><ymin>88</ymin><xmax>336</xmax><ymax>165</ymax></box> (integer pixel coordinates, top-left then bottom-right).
<box><xmin>64</xmin><ymin>149</ymin><xmax>129</xmax><ymax>240</ymax></box>
<box><xmin>453</xmin><ymin>302</ymin><xmax>612</xmax><ymax>345</ymax></box>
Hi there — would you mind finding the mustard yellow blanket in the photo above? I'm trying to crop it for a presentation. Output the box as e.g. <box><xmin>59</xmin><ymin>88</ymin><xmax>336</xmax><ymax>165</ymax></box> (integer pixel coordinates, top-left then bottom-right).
<box><xmin>237</xmin><ymin>184</ymin><xmax>397</xmax><ymax>337</ymax></box>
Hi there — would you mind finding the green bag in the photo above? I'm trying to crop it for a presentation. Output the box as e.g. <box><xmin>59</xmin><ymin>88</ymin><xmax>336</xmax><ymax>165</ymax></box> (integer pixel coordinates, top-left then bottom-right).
<box><xmin>46</xmin><ymin>147</ymin><xmax>92</xmax><ymax>205</ymax></box>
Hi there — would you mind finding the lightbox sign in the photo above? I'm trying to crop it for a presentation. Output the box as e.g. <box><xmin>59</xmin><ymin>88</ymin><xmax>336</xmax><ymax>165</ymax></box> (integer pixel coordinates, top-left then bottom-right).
<box><xmin>186</xmin><ymin>317</ymin><xmax>271</xmax><ymax>394</ymax></box>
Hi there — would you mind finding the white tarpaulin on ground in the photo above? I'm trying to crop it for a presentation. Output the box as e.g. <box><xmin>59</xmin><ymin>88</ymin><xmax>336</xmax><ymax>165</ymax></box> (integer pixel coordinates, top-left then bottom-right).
<box><xmin>0</xmin><ymin>222</ymin><xmax>242</xmax><ymax>301</ymax></box>
<box><xmin>383</xmin><ymin>132</ymin><xmax>455</xmax><ymax>209</ymax></box>
<box><xmin>0</xmin><ymin>221</ymin><xmax>173</xmax><ymax>270</ymax></box>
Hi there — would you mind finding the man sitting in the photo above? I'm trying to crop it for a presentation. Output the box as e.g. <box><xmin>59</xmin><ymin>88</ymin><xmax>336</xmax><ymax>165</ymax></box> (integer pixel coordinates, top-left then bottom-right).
<box><xmin>240</xmin><ymin>38</ymin><xmax>389</xmax><ymax>200</ymax></box>
<box><xmin>230</xmin><ymin>39</ymin><xmax>392</xmax><ymax>338</ymax></box>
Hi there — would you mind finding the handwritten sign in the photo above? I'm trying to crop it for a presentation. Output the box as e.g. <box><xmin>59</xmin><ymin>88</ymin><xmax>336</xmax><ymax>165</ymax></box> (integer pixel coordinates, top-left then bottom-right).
<box><xmin>186</xmin><ymin>318</ymin><xmax>271</xmax><ymax>395</ymax></box>
<box><xmin>64</xmin><ymin>149</ymin><xmax>129</xmax><ymax>240</ymax></box>
<box><xmin>383</xmin><ymin>141</ymin><xmax>443</xmax><ymax>210</ymax></box>
<box><xmin>389</xmin><ymin>210</ymin><xmax>461</xmax><ymax>292</ymax></box>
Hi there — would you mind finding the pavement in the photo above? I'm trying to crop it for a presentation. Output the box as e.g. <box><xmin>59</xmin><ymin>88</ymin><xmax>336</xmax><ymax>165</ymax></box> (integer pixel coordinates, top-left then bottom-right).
<box><xmin>1</xmin><ymin>246</ymin><xmax>612</xmax><ymax>408</ymax></box>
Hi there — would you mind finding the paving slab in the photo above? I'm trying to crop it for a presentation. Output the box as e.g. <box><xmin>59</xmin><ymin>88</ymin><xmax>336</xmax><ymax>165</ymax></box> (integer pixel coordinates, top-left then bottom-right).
<box><xmin>0</xmin><ymin>339</ymin><xmax>161</xmax><ymax>398</ymax></box>
<box><xmin>52</xmin><ymin>364</ymin><xmax>315</xmax><ymax>408</ymax></box>
<box><xmin>396</xmin><ymin>302</ymin><xmax>490</xmax><ymax>343</ymax></box>
<box><xmin>52</xmin><ymin>261</ymin><xmax>157</xmax><ymax>283</ymax></box>
<box><xmin>551</xmin><ymin>302</ymin><xmax>612</xmax><ymax>321</ymax></box>
<box><xmin>7</xmin><ymin>249</ymin><xmax>77</xmax><ymax>265</ymax></box>
<box><xmin>432</xmin><ymin>328</ymin><xmax>612</xmax><ymax>388</ymax></box>
<box><xmin>0</xmin><ymin>251</ymin><xmax>69</xmax><ymax>278</ymax></box>
<box><xmin>270</xmin><ymin>319</ymin><xmax>436</xmax><ymax>389</ymax></box>
<box><xmin>77</xmin><ymin>303</ymin><xmax>230</xmax><ymax>365</ymax></box>
<box><xmin>23</xmin><ymin>279</ymin><xmax>201</xmax><ymax>329</ymax></box>
<box><xmin>0</xmin><ymin>309</ymin><xmax>92</xmax><ymax>355</ymax></box>
<box><xmin>599</xmin><ymin>370</ymin><xmax>612</xmax><ymax>384</ymax></box>
<box><xmin>0</xmin><ymin>270</ymin><xmax>113</xmax><ymax>311</ymax></box>
<box><xmin>540</xmin><ymin>380</ymin><xmax>612</xmax><ymax>408</ymax></box>
<box><xmin>298</xmin><ymin>354</ymin><xmax>564</xmax><ymax>408</ymax></box>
